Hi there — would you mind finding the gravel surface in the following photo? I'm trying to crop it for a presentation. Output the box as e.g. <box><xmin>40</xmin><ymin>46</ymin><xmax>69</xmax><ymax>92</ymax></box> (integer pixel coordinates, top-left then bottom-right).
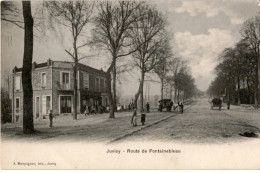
<box><xmin>115</xmin><ymin>98</ymin><xmax>260</xmax><ymax>144</ymax></box>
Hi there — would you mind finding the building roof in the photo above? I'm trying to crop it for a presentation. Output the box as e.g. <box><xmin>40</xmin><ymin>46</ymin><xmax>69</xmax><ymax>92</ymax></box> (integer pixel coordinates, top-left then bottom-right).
<box><xmin>13</xmin><ymin>60</ymin><xmax>107</xmax><ymax>77</ymax></box>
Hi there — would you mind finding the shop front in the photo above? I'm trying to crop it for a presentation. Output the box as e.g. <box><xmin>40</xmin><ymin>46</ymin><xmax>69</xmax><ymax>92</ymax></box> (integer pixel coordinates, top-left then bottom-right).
<box><xmin>80</xmin><ymin>91</ymin><xmax>102</xmax><ymax>113</ymax></box>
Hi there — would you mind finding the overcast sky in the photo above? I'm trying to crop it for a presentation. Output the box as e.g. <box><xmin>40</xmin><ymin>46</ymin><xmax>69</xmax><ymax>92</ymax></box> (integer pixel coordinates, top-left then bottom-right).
<box><xmin>1</xmin><ymin>0</ymin><xmax>260</xmax><ymax>97</ymax></box>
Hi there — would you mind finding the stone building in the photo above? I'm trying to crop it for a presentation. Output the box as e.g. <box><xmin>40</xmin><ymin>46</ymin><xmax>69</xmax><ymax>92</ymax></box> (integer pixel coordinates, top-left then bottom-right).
<box><xmin>9</xmin><ymin>59</ymin><xmax>109</xmax><ymax>123</ymax></box>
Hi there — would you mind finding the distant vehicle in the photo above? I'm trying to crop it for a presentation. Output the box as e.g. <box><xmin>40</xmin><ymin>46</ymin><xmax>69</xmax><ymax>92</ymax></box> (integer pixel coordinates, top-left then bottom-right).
<box><xmin>158</xmin><ymin>99</ymin><xmax>173</xmax><ymax>112</ymax></box>
<box><xmin>211</xmin><ymin>98</ymin><xmax>222</xmax><ymax>110</ymax></box>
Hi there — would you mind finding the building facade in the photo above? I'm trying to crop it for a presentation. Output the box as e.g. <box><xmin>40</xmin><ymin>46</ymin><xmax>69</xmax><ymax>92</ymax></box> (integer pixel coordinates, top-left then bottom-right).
<box><xmin>9</xmin><ymin>59</ymin><xmax>109</xmax><ymax>123</ymax></box>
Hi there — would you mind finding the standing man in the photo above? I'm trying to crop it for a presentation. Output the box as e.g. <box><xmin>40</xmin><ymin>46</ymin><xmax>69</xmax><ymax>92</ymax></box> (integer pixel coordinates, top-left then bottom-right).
<box><xmin>131</xmin><ymin>108</ymin><xmax>137</xmax><ymax>127</ymax></box>
<box><xmin>146</xmin><ymin>102</ymin><xmax>150</xmax><ymax>112</ymax></box>
<box><xmin>169</xmin><ymin>101</ymin><xmax>173</xmax><ymax>112</ymax></box>
<box><xmin>178</xmin><ymin>102</ymin><xmax>184</xmax><ymax>113</ymax></box>
<box><xmin>84</xmin><ymin>103</ymin><xmax>89</xmax><ymax>116</ymax></box>
<box><xmin>141</xmin><ymin>113</ymin><xmax>146</xmax><ymax>125</ymax></box>
<box><xmin>49</xmin><ymin>110</ymin><xmax>53</xmax><ymax>128</ymax></box>
<box><xmin>227</xmin><ymin>100</ymin><xmax>230</xmax><ymax>110</ymax></box>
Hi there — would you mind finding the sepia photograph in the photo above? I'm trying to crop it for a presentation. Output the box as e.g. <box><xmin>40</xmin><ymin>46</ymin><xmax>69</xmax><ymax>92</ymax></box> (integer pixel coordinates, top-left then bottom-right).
<box><xmin>1</xmin><ymin>0</ymin><xmax>260</xmax><ymax>170</ymax></box>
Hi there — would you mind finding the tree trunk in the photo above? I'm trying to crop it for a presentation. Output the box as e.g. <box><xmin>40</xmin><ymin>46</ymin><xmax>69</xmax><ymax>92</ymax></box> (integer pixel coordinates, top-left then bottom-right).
<box><xmin>105</xmin><ymin>54</ymin><xmax>117</xmax><ymax>118</ymax></box>
<box><xmin>237</xmin><ymin>76</ymin><xmax>241</xmax><ymax>105</ymax></box>
<box><xmin>73</xmin><ymin>61</ymin><xmax>78</xmax><ymax>119</ymax></box>
<box><xmin>106</xmin><ymin>73</ymin><xmax>115</xmax><ymax>118</ymax></box>
<box><xmin>140</xmin><ymin>71</ymin><xmax>145</xmax><ymax>112</ymax></box>
<box><xmin>134</xmin><ymin>71</ymin><xmax>146</xmax><ymax>109</ymax></box>
<box><xmin>134</xmin><ymin>82</ymin><xmax>142</xmax><ymax>109</ymax></box>
<box><xmin>160</xmin><ymin>79</ymin><xmax>163</xmax><ymax>100</ymax></box>
<box><xmin>177</xmin><ymin>89</ymin><xmax>179</xmax><ymax>102</ymax></box>
<box><xmin>256</xmin><ymin>54</ymin><xmax>259</xmax><ymax>106</ymax></box>
<box><xmin>73</xmin><ymin>37</ymin><xmax>78</xmax><ymax>119</ymax></box>
<box><xmin>113</xmin><ymin>65</ymin><xmax>117</xmax><ymax>112</ymax></box>
<box><xmin>170</xmin><ymin>84</ymin><xmax>172</xmax><ymax>100</ymax></box>
<box><xmin>22</xmin><ymin>1</ymin><xmax>34</xmax><ymax>133</ymax></box>
<box><xmin>174</xmin><ymin>85</ymin><xmax>177</xmax><ymax>102</ymax></box>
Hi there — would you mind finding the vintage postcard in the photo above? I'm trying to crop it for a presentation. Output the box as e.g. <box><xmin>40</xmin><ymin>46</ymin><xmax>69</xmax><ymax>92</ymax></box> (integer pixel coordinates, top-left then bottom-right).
<box><xmin>1</xmin><ymin>0</ymin><xmax>260</xmax><ymax>170</ymax></box>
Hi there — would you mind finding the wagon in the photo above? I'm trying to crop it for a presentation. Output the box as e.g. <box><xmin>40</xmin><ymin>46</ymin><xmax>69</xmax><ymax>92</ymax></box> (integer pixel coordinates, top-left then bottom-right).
<box><xmin>211</xmin><ymin>98</ymin><xmax>222</xmax><ymax>110</ymax></box>
<box><xmin>158</xmin><ymin>99</ymin><xmax>173</xmax><ymax>112</ymax></box>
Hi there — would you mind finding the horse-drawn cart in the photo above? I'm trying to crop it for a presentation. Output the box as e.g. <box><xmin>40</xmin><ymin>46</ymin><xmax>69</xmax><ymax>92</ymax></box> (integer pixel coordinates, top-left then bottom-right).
<box><xmin>211</xmin><ymin>98</ymin><xmax>222</xmax><ymax>110</ymax></box>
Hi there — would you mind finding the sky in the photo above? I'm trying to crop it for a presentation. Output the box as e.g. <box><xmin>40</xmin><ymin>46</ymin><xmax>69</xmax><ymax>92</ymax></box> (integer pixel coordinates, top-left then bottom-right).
<box><xmin>1</xmin><ymin>0</ymin><xmax>260</xmax><ymax>96</ymax></box>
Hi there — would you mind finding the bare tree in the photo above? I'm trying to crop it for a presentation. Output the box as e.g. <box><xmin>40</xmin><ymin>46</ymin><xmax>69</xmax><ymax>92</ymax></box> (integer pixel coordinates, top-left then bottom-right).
<box><xmin>92</xmin><ymin>1</ymin><xmax>144</xmax><ymax>118</ymax></box>
<box><xmin>44</xmin><ymin>1</ymin><xmax>94</xmax><ymax>119</ymax></box>
<box><xmin>22</xmin><ymin>1</ymin><xmax>34</xmax><ymax>133</ymax></box>
<box><xmin>130</xmin><ymin>5</ymin><xmax>166</xmax><ymax>111</ymax></box>
<box><xmin>164</xmin><ymin>57</ymin><xmax>181</xmax><ymax>100</ymax></box>
<box><xmin>154</xmin><ymin>37</ymin><xmax>172</xmax><ymax>100</ymax></box>
<box><xmin>1</xmin><ymin>1</ymin><xmax>23</xmax><ymax>29</ymax></box>
<box><xmin>1</xmin><ymin>2</ymin><xmax>47</xmax><ymax>132</ymax></box>
<box><xmin>241</xmin><ymin>13</ymin><xmax>260</xmax><ymax>106</ymax></box>
<box><xmin>173</xmin><ymin>59</ymin><xmax>186</xmax><ymax>102</ymax></box>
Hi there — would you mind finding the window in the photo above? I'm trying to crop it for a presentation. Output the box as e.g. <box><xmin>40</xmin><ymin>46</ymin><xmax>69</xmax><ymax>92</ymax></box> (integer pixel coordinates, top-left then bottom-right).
<box><xmin>41</xmin><ymin>73</ymin><xmax>46</xmax><ymax>87</ymax></box>
<box><xmin>15</xmin><ymin>76</ymin><xmax>21</xmax><ymax>91</ymax></box>
<box><xmin>96</xmin><ymin>78</ymin><xmax>100</xmax><ymax>92</ymax></box>
<box><xmin>104</xmin><ymin>79</ymin><xmax>106</xmax><ymax>92</ymax></box>
<box><xmin>61</xmin><ymin>72</ymin><xmax>70</xmax><ymax>84</ymax></box>
<box><xmin>15</xmin><ymin>98</ymin><xmax>20</xmax><ymax>114</ymax></box>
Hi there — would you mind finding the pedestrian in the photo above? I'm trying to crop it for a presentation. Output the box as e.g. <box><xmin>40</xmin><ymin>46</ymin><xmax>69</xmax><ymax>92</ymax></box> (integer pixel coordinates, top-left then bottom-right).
<box><xmin>178</xmin><ymin>102</ymin><xmax>184</xmax><ymax>113</ymax></box>
<box><xmin>169</xmin><ymin>101</ymin><xmax>173</xmax><ymax>112</ymax></box>
<box><xmin>92</xmin><ymin>105</ymin><xmax>96</xmax><ymax>114</ymax></box>
<box><xmin>128</xmin><ymin>103</ymin><xmax>131</xmax><ymax>111</ymax></box>
<box><xmin>159</xmin><ymin>102</ymin><xmax>163</xmax><ymax>112</ymax></box>
<box><xmin>84</xmin><ymin>104</ymin><xmax>89</xmax><ymax>116</ymax></box>
<box><xmin>49</xmin><ymin>110</ymin><xmax>53</xmax><ymax>128</ymax></box>
<box><xmin>146</xmin><ymin>102</ymin><xmax>150</xmax><ymax>112</ymax></box>
<box><xmin>131</xmin><ymin>108</ymin><xmax>137</xmax><ymax>127</ymax></box>
<box><xmin>227</xmin><ymin>100</ymin><xmax>230</xmax><ymax>110</ymax></box>
<box><xmin>141</xmin><ymin>113</ymin><xmax>146</xmax><ymax>125</ymax></box>
<box><xmin>88</xmin><ymin>105</ymin><xmax>91</xmax><ymax>115</ymax></box>
<box><xmin>117</xmin><ymin>104</ymin><xmax>121</xmax><ymax>112</ymax></box>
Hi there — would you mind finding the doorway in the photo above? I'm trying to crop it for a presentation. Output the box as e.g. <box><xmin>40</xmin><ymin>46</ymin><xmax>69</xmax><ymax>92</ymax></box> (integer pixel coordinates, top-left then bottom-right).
<box><xmin>60</xmin><ymin>96</ymin><xmax>72</xmax><ymax>113</ymax></box>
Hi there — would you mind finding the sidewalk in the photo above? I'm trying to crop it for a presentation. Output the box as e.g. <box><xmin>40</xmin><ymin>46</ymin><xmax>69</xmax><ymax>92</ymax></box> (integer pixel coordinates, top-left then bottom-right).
<box><xmin>1</xmin><ymin>109</ymin><xmax>179</xmax><ymax>143</ymax></box>
<box><xmin>1</xmin><ymin>111</ymin><xmax>127</xmax><ymax>129</ymax></box>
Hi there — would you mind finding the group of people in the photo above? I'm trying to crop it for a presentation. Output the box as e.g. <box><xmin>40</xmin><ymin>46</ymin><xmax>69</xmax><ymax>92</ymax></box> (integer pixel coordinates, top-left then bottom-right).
<box><xmin>128</xmin><ymin>102</ymin><xmax>134</xmax><ymax>111</ymax></box>
<box><xmin>131</xmin><ymin>108</ymin><xmax>146</xmax><ymax>127</ymax></box>
<box><xmin>84</xmin><ymin>104</ymin><xmax>106</xmax><ymax>115</ymax></box>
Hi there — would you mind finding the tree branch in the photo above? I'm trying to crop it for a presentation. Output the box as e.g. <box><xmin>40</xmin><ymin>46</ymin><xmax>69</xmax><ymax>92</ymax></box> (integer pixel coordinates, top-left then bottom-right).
<box><xmin>65</xmin><ymin>50</ymin><xmax>75</xmax><ymax>59</ymax></box>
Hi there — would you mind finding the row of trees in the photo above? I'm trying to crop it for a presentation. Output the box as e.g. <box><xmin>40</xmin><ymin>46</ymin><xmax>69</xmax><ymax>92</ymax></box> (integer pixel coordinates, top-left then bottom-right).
<box><xmin>1</xmin><ymin>1</ymin><xmax>197</xmax><ymax>133</ymax></box>
<box><xmin>208</xmin><ymin>12</ymin><xmax>260</xmax><ymax>106</ymax></box>
<box><xmin>154</xmin><ymin>57</ymin><xmax>196</xmax><ymax>104</ymax></box>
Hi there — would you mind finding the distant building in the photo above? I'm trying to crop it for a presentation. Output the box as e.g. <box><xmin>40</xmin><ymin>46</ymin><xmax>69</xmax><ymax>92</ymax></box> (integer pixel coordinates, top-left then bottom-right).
<box><xmin>9</xmin><ymin>59</ymin><xmax>109</xmax><ymax>123</ymax></box>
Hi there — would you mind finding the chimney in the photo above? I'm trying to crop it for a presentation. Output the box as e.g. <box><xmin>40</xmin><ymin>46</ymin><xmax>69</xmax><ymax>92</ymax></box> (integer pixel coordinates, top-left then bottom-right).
<box><xmin>47</xmin><ymin>58</ymin><xmax>52</xmax><ymax>68</ymax></box>
<box><xmin>32</xmin><ymin>62</ymin><xmax>36</xmax><ymax>70</ymax></box>
<box><xmin>13</xmin><ymin>66</ymin><xmax>17</xmax><ymax>73</ymax></box>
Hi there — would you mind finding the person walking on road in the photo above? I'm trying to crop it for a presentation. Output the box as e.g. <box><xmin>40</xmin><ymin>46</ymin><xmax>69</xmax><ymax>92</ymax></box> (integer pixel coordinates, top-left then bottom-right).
<box><xmin>131</xmin><ymin>108</ymin><xmax>137</xmax><ymax>127</ymax></box>
<box><xmin>169</xmin><ymin>101</ymin><xmax>173</xmax><ymax>112</ymax></box>
<box><xmin>178</xmin><ymin>102</ymin><xmax>184</xmax><ymax>113</ymax></box>
<box><xmin>141</xmin><ymin>113</ymin><xmax>146</xmax><ymax>125</ymax></box>
<box><xmin>146</xmin><ymin>102</ymin><xmax>150</xmax><ymax>112</ymax></box>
